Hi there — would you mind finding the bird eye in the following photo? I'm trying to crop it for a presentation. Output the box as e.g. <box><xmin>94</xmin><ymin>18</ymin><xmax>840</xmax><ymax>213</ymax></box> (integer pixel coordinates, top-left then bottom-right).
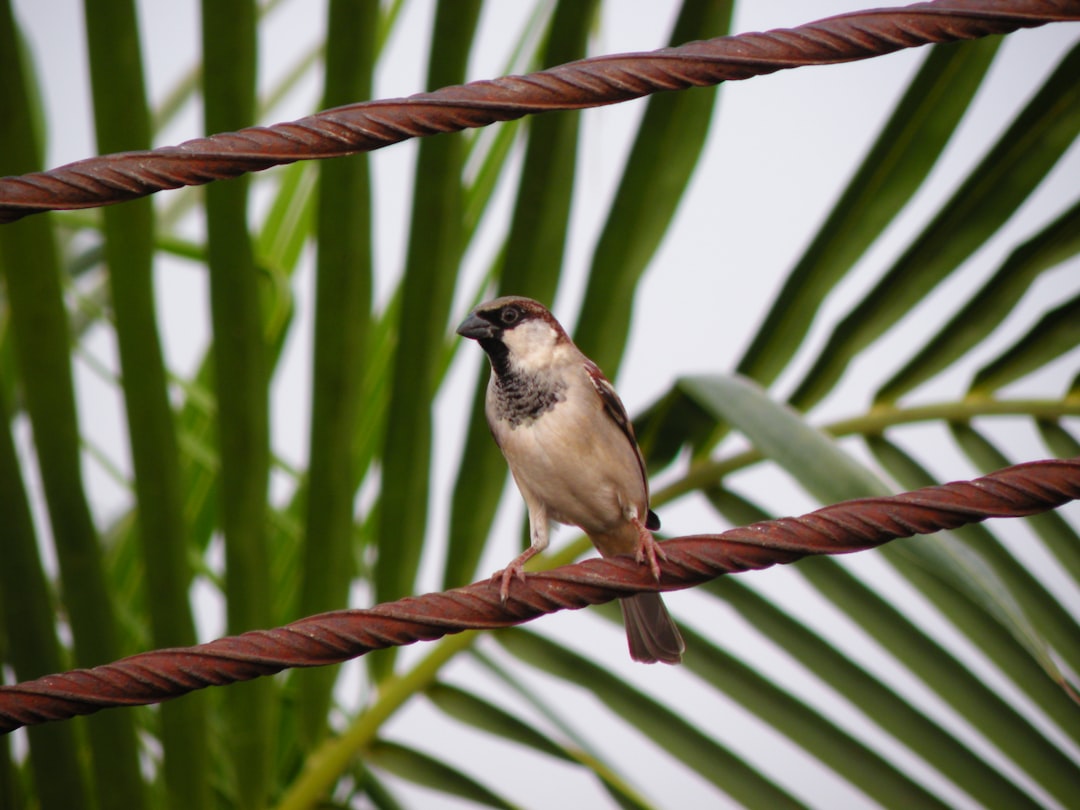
<box><xmin>500</xmin><ymin>306</ymin><xmax>520</xmax><ymax>325</ymax></box>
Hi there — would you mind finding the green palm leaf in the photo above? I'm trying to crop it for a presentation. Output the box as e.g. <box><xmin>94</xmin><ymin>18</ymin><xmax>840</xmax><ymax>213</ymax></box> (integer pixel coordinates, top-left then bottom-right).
<box><xmin>1</xmin><ymin>2</ymin><xmax>1077</xmax><ymax>808</ymax></box>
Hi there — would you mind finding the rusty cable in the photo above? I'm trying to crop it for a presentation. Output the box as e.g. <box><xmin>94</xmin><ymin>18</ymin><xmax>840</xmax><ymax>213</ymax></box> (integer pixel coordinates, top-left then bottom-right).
<box><xmin>1</xmin><ymin>0</ymin><xmax>1078</xmax><ymax>222</ymax></box>
<box><xmin>0</xmin><ymin>457</ymin><xmax>1077</xmax><ymax>732</ymax></box>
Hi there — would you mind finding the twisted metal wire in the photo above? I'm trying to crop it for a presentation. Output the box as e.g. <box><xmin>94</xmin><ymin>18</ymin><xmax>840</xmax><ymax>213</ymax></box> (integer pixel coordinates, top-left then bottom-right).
<box><xmin>1</xmin><ymin>0</ymin><xmax>1078</xmax><ymax>222</ymax></box>
<box><xmin>0</xmin><ymin>458</ymin><xmax>1077</xmax><ymax>733</ymax></box>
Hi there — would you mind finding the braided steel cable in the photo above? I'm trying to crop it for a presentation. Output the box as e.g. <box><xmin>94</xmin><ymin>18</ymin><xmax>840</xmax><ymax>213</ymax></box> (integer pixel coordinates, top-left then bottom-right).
<box><xmin>1</xmin><ymin>0</ymin><xmax>1078</xmax><ymax>221</ymax></box>
<box><xmin>0</xmin><ymin>457</ymin><xmax>1077</xmax><ymax>732</ymax></box>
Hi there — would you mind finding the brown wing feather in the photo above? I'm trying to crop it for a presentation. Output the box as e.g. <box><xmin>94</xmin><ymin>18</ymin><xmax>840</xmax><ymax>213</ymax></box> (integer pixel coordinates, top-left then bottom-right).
<box><xmin>582</xmin><ymin>358</ymin><xmax>657</xmax><ymax>527</ymax></box>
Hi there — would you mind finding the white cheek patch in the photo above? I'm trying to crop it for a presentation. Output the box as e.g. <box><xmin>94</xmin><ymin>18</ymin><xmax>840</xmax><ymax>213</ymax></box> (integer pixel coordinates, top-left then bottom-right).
<box><xmin>502</xmin><ymin>320</ymin><xmax>560</xmax><ymax>372</ymax></box>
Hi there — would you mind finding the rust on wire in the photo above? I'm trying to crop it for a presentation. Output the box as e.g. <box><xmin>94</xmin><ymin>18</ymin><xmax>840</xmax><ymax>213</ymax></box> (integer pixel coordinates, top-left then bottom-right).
<box><xmin>0</xmin><ymin>458</ymin><xmax>1078</xmax><ymax>732</ymax></box>
<box><xmin>1</xmin><ymin>0</ymin><xmax>1078</xmax><ymax>222</ymax></box>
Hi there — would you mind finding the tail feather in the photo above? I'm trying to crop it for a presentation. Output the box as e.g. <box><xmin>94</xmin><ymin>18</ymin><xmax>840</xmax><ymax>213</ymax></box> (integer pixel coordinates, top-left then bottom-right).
<box><xmin>620</xmin><ymin>592</ymin><xmax>685</xmax><ymax>665</ymax></box>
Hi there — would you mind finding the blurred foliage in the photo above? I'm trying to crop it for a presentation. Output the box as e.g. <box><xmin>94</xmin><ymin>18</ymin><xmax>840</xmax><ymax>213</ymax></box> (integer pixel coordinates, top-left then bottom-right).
<box><xmin>0</xmin><ymin>1</ymin><xmax>1078</xmax><ymax>808</ymax></box>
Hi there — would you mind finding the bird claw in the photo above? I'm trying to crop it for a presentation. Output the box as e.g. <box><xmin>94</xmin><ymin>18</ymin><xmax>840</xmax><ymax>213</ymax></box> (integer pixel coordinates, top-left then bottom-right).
<box><xmin>492</xmin><ymin>547</ymin><xmax>540</xmax><ymax>602</ymax></box>
<box><xmin>492</xmin><ymin>563</ymin><xmax>527</xmax><ymax>603</ymax></box>
<box><xmin>633</xmin><ymin>518</ymin><xmax>666</xmax><ymax>581</ymax></box>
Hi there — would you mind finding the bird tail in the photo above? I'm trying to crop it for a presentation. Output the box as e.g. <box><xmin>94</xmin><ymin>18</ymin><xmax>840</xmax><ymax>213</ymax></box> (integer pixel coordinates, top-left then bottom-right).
<box><xmin>620</xmin><ymin>592</ymin><xmax>685</xmax><ymax>665</ymax></box>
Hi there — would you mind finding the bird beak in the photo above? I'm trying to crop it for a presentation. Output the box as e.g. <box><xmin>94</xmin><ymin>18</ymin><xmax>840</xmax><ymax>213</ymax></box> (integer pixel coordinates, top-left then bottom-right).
<box><xmin>456</xmin><ymin>312</ymin><xmax>496</xmax><ymax>340</ymax></box>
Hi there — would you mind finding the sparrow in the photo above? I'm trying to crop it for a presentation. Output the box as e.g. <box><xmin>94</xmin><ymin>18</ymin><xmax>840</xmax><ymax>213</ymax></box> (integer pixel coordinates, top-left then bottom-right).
<box><xmin>456</xmin><ymin>295</ymin><xmax>685</xmax><ymax>664</ymax></box>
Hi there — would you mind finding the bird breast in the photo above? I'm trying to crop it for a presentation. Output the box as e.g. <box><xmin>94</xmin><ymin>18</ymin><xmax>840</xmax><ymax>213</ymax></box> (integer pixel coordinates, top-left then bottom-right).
<box><xmin>488</xmin><ymin>366</ymin><xmax>647</xmax><ymax>539</ymax></box>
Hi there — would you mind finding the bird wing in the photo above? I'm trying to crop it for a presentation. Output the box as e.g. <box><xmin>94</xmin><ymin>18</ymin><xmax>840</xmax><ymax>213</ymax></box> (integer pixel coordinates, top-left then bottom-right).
<box><xmin>582</xmin><ymin>358</ymin><xmax>658</xmax><ymax>528</ymax></box>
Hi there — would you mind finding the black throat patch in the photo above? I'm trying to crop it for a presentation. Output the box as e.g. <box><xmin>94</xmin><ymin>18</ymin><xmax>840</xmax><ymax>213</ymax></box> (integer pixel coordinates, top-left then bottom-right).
<box><xmin>490</xmin><ymin>367</ymin><xmax>567</xmax><ymax>427</ymax></box>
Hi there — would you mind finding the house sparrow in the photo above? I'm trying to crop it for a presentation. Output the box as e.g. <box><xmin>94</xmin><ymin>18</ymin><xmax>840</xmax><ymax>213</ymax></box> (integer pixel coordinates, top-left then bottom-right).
<box><xmin>456</xmin><ymin>296</ymin><xmax>685</xmax><ymax>664</ymax></box>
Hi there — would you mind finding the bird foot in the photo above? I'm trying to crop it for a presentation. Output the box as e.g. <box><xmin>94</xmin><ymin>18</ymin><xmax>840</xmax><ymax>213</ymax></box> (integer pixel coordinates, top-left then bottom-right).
<box><xmin>492</xmin><ymin>547</ymin><xmax>540</xmax><ymax>602</ymax></box>
<box><xmin>632</xmin><ymin>517</ymin><xmax>666</xmax><ymax>581</ymax></box>
<box><xmin>491</xmin><ymin>564</ymin><xmax>524</xmax><ymax>603</ymax></box>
